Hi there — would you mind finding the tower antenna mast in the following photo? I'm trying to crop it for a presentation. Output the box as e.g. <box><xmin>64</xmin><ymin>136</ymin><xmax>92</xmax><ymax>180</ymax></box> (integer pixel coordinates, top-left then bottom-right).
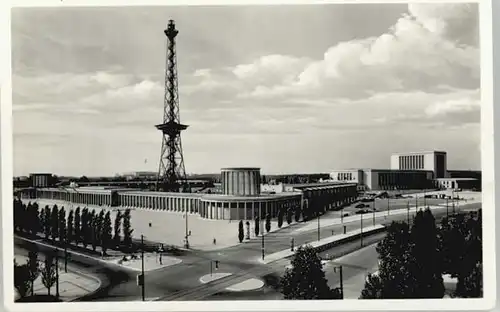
<box><xmin>156</xmin><ymin>20</ymin><xmax>188</xmax><ymax>192</ymax></box>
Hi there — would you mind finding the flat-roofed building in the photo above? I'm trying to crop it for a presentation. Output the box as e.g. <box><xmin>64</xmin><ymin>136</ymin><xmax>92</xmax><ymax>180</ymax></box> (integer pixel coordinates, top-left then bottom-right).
<box><xmin>390</xmin><ymin>151</ymin><xmax>447</xmax><ymax>178</ymax></box>
<box><xmin>330</xmin><ymin>168</ymin><xmax>434</xmax><ymax>191</ymax></box>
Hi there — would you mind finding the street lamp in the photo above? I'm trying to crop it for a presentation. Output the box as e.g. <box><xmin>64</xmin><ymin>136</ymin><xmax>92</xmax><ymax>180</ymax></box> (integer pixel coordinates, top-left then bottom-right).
<box><xmin>54</xmin><ymin>249</ymin><xmax>60</xmax><ymax>299</ymax></box>
<box><xmin>333</xmin><ymin>265</ymin><xmax>344</xmax><ymax>299</ymax></box>
<box><xmin>184</xmin><ymin>207</ymin><xmax>191</xmax><ymax>249</ymax></box>
<box><xmin>317</xmin><ymin>210</ymin><xmax>320</xmax><ymax>242</ymax></box>
<box><xmin>261</xmin><ymin>218</ymin><xmax>265</xmax><ymax>260</ymax></box>
<box><xmin>406</xmin><ymin>201</ymin><xmax>410</xmax><ymax>224</ymax></box>
<box><xmin>372</xmin><ymin>203</ymin><xmax>375</xmax><ymax>226</ymax></box>
<box><xmin>360</xmin><ymin>213</ymin><xmax>364</xmax><ymax>247</ymax></box>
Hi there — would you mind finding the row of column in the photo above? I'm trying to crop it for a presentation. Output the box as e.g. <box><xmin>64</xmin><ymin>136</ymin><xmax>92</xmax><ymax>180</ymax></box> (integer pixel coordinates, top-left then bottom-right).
<box><xmin>399</xmin><ymin>154</ymin><xmax>425</xmax><ymax>170</ymax></box>
<box><xmin>222</xmin><ymin>170</ymin><xmax>260</xmax><ymax>196</ymax></box>
<box><xmin>120</xmin><ymin>194</ymin><xmax>197</xmax><ymax>213</ymax></box>
<box><xmin>199</xmin><ymin>197</ymin><xmax>301</xmax><ymax>220</ymax></box>
<box><xmin>35</xmin><ymin>190</ymin><xmax>111</xmax><ymax>206</ymax></box>
<box><xmin>304</xmin><ymin>185</ymin><xmax>358</xmax><ymax>212</ymax></box>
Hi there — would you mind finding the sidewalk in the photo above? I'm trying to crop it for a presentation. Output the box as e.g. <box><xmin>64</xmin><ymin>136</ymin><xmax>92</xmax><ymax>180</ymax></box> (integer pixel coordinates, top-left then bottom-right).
<box><xmin>14</xmin><ymin>254</ymin><xmax>101</xmax><ymax>302</ymax></box>
<box><xmin>293</xmin><ymin>202</ymin><xmax>467</xmax><ymax>234</ymax></box>
<box><xmin>16</xmin><ymin>236</ymin><xmax>181</xmax><ymax>273</ymax></box>
<box><xmin>258</xmin><ymin>224</ymin><xmax>385</xmax><ymax>264</ymax></box>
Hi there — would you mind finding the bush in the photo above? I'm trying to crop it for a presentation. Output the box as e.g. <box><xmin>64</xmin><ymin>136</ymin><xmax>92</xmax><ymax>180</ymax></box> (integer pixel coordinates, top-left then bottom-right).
<box><xmin>238</xmin><ymin>220</ymin><xmax>244</xmax><ymax>243</ymax></box>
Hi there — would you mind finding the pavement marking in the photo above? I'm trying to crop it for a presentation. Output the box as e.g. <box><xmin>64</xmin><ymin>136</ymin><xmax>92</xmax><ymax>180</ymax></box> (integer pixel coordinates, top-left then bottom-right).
<box><xmin>226</xmin><ymin>278</ymin><xmax>264</xmax><ymax>292</ymax></box>
<box><xmin>199</xmin><ymin>273</ymin><xmax>233</xmax><ymax>284</ymax></box>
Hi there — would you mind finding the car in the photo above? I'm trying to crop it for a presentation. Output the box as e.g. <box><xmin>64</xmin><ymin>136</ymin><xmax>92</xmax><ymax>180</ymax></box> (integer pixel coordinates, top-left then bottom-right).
<box><xmin>355</xmin><ymin>203</ymin><xmax>366</xmax><ymax>208</ymax></box>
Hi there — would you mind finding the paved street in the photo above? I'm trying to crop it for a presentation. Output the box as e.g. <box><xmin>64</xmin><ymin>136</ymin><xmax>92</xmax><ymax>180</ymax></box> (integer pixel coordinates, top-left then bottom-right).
<box><xmin>13</xmin><ymin>201</ymin><xmax>481</xmax><ymax>301</ymax></box>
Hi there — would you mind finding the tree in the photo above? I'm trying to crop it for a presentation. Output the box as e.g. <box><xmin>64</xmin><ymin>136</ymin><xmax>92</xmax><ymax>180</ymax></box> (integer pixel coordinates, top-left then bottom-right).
<box><xmin>277</xmin><ymin>209</ymin><xmax>284</xmax><ymax>228</ymax></box>
<box><xmin>90</xmin><ymin>211</ymin><xmax>98</xmax><ymax>252</ymax></box>
<box><xmin>286</xmin><ymin>209</ymin><xmax>293</xmax><ymax>225</ymax></box>
<box><xmin>101</xmin><ymin>211</ymin><xmax>113</xmax><ymax>255</ymax></box>
<box><xmin>43</xmin><ymin>206</ymin><xmax>51</xmax><ymax>239</ymax></box>
<box><xmin>113</xmin><ymin>210</ymin><xmax>122</xmax><ymax>247</ymax></box>
<box><xmin>280</xmin><ymin>245</ymin><xmax>339</xmax><ymax>299</ymax></box>
<box><xmin>122</xmin><ymin>209</ymin><xmax>133</xmax><ymax>247</ymax></box>
<box><xmin>455</xmin><ymin>261</ymin><xmax>483</xmax><ymax>298</ymax></box>
<box><xmin>265</xmin><ymin>214</ymin><xmax>271</xmax><ymax>233</ymax></box>
<box><xmin>81</xmin><ymin>208</ymin><xmax>90</xmax><ymax>248</ymax></box>
<box><xmin>14</xmin><ymin>260</ymin><xmax>31</xmax><ymax>299</ymax></box>
<box><xmin>58</xmin><ymin>207</ymin><xmax>67</xmax><ymax>244</ymax></box>
<box><xmin>96</xmin><ymin>210</ymin><xmax>105</xmax><ymax>246</ymax></box>
<box><xmin>50</xmin><ymin>205</ymin><xmax>59</xmax><ymax>241</ymax></box>
<box><xmin>74</xmin><ymin>207</ymin><xmax>81</xmax><ymax>245</ymax></box>
<box><xmin>409</xmin><ymin>208</ymin><xmax>444</xmax><ymax>298</ymax></box>
<box><xmin>41</xmin><ymin>254</ymin><xmax>57</xmax><ymax>296</ymax></box>
<box><xmin>452</xmin><ymin>211</ymin><xmax>483</xmax><ymax>298</ymax></box>
<box><xmin>26</xmin><ymin>251</ymin><xmax>40</xmax><ymax>296</ymax></box>
<box><xmin>294</xmin><ymin>207</ymin><xmax>301</xmax><ymax>223</ymax></box>
<box><xmin>245</xmin><ymin>221</ymin><xmax>250</xmax><ymax>240</ymax></box>
<box><xmin>360</xmin><ymin>273</ymin><xmax>384</xmax><ymax>299</ymax></box>
<box><xmin>360</xmin><ymin>221</ymin><xmax>417</xmax><ymax>299</ymax></box>
<box><xmin>238</xmin><ymin>220</ymin><xmax>244</xmax><ymax>243</ymax></box>
<box><xmin>67</xmin><ymin>210</ymin><xmax>74</xmax><ymax>244</ymax></box>
<box><xmin>254</xmin><ymin>217</ymin><xmax>260</xmax><ymax>237</ymax></box>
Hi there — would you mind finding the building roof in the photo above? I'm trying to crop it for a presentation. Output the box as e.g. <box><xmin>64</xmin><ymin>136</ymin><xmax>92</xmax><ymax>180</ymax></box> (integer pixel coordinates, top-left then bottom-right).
<box><xmin>287</xmin><ymin>182</ymin><xmax>356</xmax><ymax>189</ymax></box>
<box><xmin>437</xmin><ymin>178</ymin><xmax>478</xmax><ymax>181</ymax></box>
<box><xmin>199</xmin><ymin>192</ymin><xmax>302</xmax><ymax>201</ymax></box>
<box><xmin>391</xmin><ymin>151</ymin><xmax>447</xmax><ymax>155</ymax></box>
<box><xmin>220</xmin><ymin>167</ymin><xmax>260</xmax><ymax>171</ymax></box>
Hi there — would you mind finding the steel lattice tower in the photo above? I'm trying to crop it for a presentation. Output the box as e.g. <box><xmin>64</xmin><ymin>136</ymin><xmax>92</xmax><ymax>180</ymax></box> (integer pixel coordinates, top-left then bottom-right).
<box><xmin>156</xmin><ymin>20</ymin><xmax>188</xmax><ymax>192</ymax></box>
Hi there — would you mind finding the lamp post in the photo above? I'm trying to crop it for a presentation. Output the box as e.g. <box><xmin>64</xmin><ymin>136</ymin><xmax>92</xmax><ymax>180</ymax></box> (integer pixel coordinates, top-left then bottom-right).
<box><xmin>184</xmin><ymin>208</ymin><xmax>190</xmax><ymax>249</ymax></box>
<box><xmin>317</xmin><ymin>211</ymin><xmax>320</xmax><ymax>242</ymax></box>
<box><xmin>141</xmin><ymin>235</ymin><xmax>145</xmax><ymax>301</ymax></box>
<box><xmin>452</xmin><ymin>190</ymin><xmax>455</xmax><ymax>214</ymax></box>
<box><xmin>360</xmin><ymin>213</ymin><xmax>363</xmax><ymax>247</ymax></box>
<box><xmin>372</xmin><ymin>203</ymin><xmax>375</xmax><ymax>226</ymax></box>
<box><xmin>64</xmin><ymin>244</ymin><xmax>68</xmax><ymax>273</ymax></box>
<box><xmin>387</xmin><ymin>196</ymin><xmax>390</xmax><ymax>216</ymax></box>
<box><xmin>55</xmin><ymin>249</ymin><xmax>60</xmax><ymax>299</ymax></box>
<box><xmin>261</xmin><ymin>218</ymin><xmax>265</xmax><ymax>260</ymax></box>
<box><xmin>334</xmin><ymin>265</ymin><xmax>344</xmax><ymax>299</ymax></box>
<box><xmin>407</xmin><ymin>201</ymin><xmax>410</xmax><ymax>224</ymax></box>
<box><xmin>446</xmin><ymin>198</ymin><xmax>449</xmax><ymax>217</ymax></box>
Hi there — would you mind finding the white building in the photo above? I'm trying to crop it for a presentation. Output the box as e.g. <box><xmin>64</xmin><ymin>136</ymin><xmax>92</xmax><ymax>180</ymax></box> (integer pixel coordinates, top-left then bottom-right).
<box><xmin>329</xmin><ymin>168</ymin><xmax>433</xmax><ymax>191</ymax></box>
<box><xmin>390</xmin><ymin>151</ymin><xmax>447</xmax><ymax>178</ymax></box>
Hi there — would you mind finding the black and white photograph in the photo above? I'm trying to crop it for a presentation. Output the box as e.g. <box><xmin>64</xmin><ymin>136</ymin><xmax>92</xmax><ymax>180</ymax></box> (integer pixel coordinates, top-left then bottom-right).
<box><xmin>1</xmin><ymin>0</ymin><xmax>496</xmax><ymax>310</ymax></box>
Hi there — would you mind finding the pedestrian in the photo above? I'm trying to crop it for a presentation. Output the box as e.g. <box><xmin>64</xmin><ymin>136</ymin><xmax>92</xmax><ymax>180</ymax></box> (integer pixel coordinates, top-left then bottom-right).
<box><xmin>213</xmin><ymin>238</ymin><xmax>216</xmax><ymax>245</ymax></box>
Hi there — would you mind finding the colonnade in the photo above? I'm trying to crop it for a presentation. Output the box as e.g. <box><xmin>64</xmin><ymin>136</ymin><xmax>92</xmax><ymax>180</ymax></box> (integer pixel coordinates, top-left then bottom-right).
<box><xmin>34</xmin><ymin>189</ymin><xmax>112</xmax><ymax>206</ymax></box>
<box><xmin>119</xmin><ymin>193</ymin><xmax>198</xmax><ymax>214</ymax></box>
<box><xmin>199</xmin><ymin>196</ymin><xmax>302</xmax><ymax>220</ymax></box>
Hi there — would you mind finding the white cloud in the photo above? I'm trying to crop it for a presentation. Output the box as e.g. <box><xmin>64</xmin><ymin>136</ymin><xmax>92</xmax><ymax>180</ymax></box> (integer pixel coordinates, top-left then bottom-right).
<box><xmin>186</xmin><ymin>3</ymin><xmax>478</xmax><ymax>104</ymax></box>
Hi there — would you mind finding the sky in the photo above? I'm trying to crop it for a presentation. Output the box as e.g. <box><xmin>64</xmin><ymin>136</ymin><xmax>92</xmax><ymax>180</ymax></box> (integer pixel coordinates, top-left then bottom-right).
<box><xmin>11</xmin><ymin>3</ymin><xmax>480</xmax><ymax>177</ymax></box>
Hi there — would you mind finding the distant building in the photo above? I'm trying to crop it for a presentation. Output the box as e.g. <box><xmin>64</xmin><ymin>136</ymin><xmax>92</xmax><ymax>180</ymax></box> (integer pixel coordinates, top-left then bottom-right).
<box><xmin>29</xmin><ymin>173</ymin><xmax>54</xmax><ymax>188</ymax></box>
<box><xmin>329</xmin><ymin>169</ymin><xmax>433</xmax><ymax>191</ymax></box>
<box><xmin>390</xmin><ymin>151</ymin><xmax>447</xmax><ymax>178</ymax></box>
<box><xmin>121</xmin><ymin>171</ymin><xmax>157</xmax><ymax>180</ymax></box>
<box><xmin>22</xmin><ymin>167</ymin><xmax>357</xmax><ymax>221</ymax></box>
<box><xmin>436</xmin><ymin>178</ymin><xmax>480</xmax><ymax>190</ymax></box>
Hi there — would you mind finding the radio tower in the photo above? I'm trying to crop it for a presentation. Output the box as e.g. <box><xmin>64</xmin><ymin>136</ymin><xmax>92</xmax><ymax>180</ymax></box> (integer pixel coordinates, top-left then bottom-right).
<box><xmin>156</xmin><ymin>20</ymin><xmax>188</xmax><ymax>192</ymax></box>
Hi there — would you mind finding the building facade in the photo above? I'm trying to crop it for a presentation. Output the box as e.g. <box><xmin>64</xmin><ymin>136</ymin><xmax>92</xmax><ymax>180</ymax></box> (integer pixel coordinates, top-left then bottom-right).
<box><xmin>20</xmin><ymin>169</ymin><xmax>357</xmax><ymax>221</ymax></box>
<box><xmin>221</xmin><ymin>167</ymin><xmax>261</xmax><ymax>196</ymax></box>
<box><xmin>329</xmin><ymin>169</ymin><xmax>434</xmax><ymax>191</ymax></box>
<box><xmin>436</xmin><ymin>178</ymin><xmax>480</xmax><ymax>190</ymax></box>
<box><xmin>390</xmin><ymin>151</ymin><xmax>447</xmax><ymax>178</ymax></box>
<box><xmin>29</xmin><ymin>173</ymin><xmax>53</xmax><ymax>188</ymax></box>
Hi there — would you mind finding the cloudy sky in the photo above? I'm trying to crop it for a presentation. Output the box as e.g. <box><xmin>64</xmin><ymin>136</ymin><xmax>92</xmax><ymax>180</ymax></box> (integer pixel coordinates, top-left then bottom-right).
<box><xmin>11</xmin><ymin>3</ymin><xmax>480</xmax><ymax>177</ymax></box>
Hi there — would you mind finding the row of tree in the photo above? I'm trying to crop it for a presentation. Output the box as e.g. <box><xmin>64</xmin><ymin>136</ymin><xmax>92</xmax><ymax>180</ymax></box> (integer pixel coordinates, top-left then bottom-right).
<box><xmin>361</xmin><ymin>208</ymin><xmax>482</xmax><ymax>299</ymax></box>
<box><xmin>14</xmin><ymin>251</ymin><xmax>57</xmax><ymax>299</ymax></box>
<box><xmin>14</xmin><ymin>199</ymin><xmax>134</xmax><ymax>254</ymax></box>
<box><xmin>237</xmin><ymin>207</ymin><xmax>305</xmax><ymax>243</ymax></box>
